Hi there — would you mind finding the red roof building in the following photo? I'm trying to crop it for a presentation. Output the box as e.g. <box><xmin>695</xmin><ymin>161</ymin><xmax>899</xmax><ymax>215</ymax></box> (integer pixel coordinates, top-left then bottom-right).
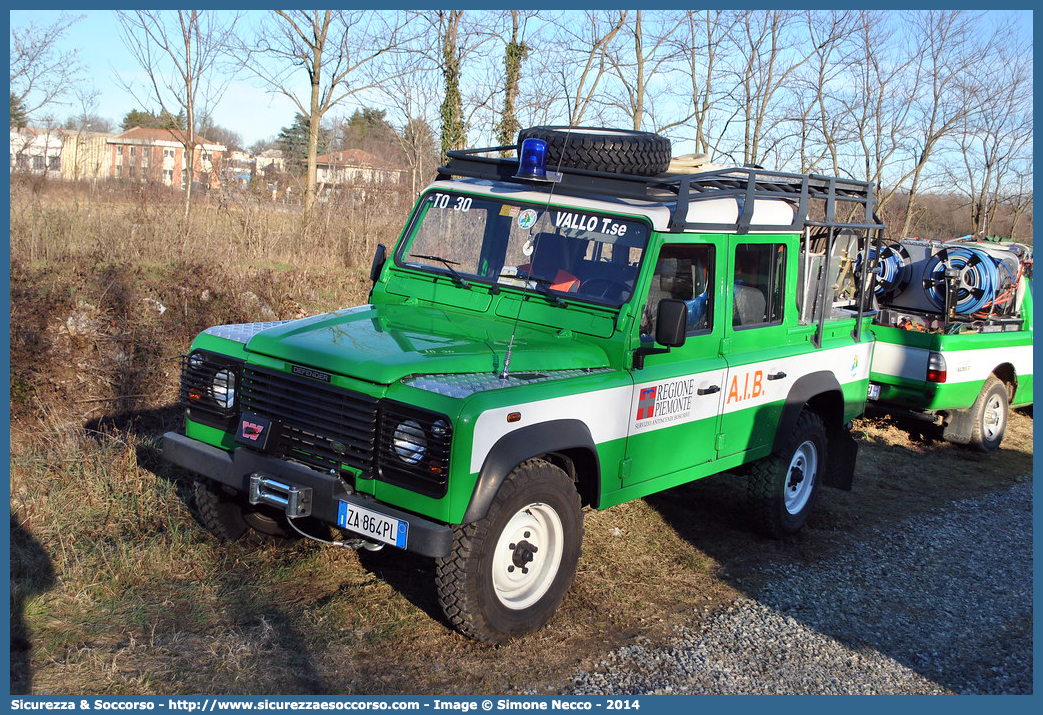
<box><xmin>107</xmin><ymin>127</ymin><xmax>227</xmax><ymax>189</ymax></box>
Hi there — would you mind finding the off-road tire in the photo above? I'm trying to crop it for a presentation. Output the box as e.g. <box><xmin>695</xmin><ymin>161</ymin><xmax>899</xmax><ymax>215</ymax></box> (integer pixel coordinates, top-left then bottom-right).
<box><xmin>436</xmin><ymin>459</ymin><xmax>583</xmax><ymax>644</ymax></box>
<box><xmin>967</xmin><ymin>376</ymin><xmax>1009</xmax><ymax>452</ymax></box>
<box><xmin>517</xmin><ymin>126</ymin><xmax>671</xmax><ymax>177</ymax></box>
<box><xmin>747</xmin><ymin>411</ymin><xmax>827</xmax><ymax>538</ymax></box>
<box><xmin>192</xmin><ymin>478</ymin><xmax>293</xmax><ymax>542</ymax></box>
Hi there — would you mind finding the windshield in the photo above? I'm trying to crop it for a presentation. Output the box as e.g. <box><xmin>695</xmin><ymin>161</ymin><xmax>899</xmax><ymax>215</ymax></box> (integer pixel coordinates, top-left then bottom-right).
<box><xmin>398</xmin><ymin>190</ymin><xmax>650</xmax><ymax>306</ymax></box>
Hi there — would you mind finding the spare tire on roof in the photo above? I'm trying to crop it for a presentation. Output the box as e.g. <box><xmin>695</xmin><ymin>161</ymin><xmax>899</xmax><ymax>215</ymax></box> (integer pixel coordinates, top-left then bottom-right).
<box><xmin>517</xmin><ymin>126</ymin><xmax>672</xmax><ymax>177</ymax></box>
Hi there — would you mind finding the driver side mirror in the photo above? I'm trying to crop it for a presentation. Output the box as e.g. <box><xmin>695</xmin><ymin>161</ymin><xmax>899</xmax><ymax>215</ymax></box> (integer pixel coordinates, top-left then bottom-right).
<box><xmin>370</xmin><ymin>243</ymin><xmax>387</xmax><ymax>283</ymax></box>
<box><xmin>656</xmin><ymin>299</ymin><xmax>688</xmax><ymax>347</ymax></box>
<box><xmin>633</xmin><ymin>299</ymin><xmax>688</xmax><ymax>369</ymax></box>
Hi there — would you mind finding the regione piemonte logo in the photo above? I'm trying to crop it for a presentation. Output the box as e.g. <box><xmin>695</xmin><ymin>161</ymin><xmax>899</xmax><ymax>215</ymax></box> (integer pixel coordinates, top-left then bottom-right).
<box><xmin>636</xmin><ymin>386</ymin><xmax>657</xmax><ymax>420</ymax></box>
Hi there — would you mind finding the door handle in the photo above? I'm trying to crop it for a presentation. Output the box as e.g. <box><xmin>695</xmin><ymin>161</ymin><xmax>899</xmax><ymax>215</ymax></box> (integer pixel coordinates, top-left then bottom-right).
<box><xmin>698</xmin><ymin>385</ymin><xmax>720</xmax><ymax>396</ymax></box>
<box><xmin>767</xmin><ymin>371</ymin><xmax>787</xmax><ymax>381</ymax></box>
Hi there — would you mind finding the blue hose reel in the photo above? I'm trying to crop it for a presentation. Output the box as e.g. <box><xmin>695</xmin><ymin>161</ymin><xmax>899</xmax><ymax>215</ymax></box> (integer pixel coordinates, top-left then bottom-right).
<box><xmin>857</xmin><ymin>243</ymin><xmax>911</xmax><ymax>301</ymax></box>
<box><xmin>922</xmin><ymin>246</ymin><xmax>1017</xmax><ymax>315</ymax></box>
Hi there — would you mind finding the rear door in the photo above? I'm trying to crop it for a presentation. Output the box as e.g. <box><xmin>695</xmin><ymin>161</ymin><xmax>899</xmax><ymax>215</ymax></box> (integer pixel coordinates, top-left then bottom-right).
<box><xmin>717</xmin><ymin>237</ymin><xmax>803</xmax><ymax>459</ymax></box>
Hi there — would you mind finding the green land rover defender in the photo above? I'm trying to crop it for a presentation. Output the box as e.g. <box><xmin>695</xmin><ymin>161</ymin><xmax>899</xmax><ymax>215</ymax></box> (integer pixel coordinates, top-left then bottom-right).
<box><xmin>162</xmin><ymin>127</ymin><xmax>886</xmax><ymax>642</ymax></box>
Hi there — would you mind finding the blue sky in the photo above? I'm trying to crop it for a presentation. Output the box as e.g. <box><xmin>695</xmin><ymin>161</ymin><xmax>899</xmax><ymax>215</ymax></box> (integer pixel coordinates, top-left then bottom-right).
<box><xmin>9</xmin><ymin>9</ymin><xmax>1034</xmax><ymax>152</ymax></box>
<box><xmin>10</xmin><ymin>9</ymin><xmax>300</xmax><ymax>146</ymax></box>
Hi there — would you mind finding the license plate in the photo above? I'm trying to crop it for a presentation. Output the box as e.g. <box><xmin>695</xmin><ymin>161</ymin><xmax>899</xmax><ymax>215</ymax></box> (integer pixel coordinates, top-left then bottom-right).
<box><xmin>337</xmin><ymin>502</ymin><xmax>408</xmax><ymax>549</ymax></box>
<box><xmin>867</xmin><ymin>383</ymin><xmax>881</xmax><ymax>400</ymax></box>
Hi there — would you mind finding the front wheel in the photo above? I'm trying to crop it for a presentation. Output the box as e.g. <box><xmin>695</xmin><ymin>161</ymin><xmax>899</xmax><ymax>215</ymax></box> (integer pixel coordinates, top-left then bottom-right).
<box><xmin>192</xmin><ymin>478</ymin><xmax>293</xmax><ymax>542</ymax></box>
<box><xmin>436</xmin><ymin>459</ymin><xmax>583</xmax><ymax>643</ymax></box>
<box><xmin>747</xmin><ymin>411</ymin><xmax>827</xmax><ymax>538</ymax></box>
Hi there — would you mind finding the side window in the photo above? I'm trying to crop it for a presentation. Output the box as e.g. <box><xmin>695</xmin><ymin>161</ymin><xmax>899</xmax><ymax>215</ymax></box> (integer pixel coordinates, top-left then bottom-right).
<box><xmin>640</xmin><ymin>244</ymin><xmax>714</xmax><ymax>338</ymax></box>
<box><xmin>733</xmin><ymin>243</ymin><xmax>785</xmax><ymax>328</ymax></box>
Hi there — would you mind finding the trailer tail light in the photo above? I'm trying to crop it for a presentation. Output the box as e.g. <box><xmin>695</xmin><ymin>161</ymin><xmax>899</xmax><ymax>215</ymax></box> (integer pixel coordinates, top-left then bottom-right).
<box><xmin>927</xmin><ymin>351</ymin><xmax>947</xmax><ymax>383</ymax></box>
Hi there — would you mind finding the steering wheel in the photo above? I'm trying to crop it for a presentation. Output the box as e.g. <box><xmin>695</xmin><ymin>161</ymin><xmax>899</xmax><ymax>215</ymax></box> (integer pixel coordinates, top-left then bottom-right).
<box><xmin>580</xmin><ymin>277</ymin><xmax>631</xmax><ymax>300</ymax></box>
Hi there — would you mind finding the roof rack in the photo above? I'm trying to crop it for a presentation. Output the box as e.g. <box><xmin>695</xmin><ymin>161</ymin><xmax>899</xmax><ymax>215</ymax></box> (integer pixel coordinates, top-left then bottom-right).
<box><xmin>438</xmin><ymin>145</ymin><xmax>886</xmax><ymax>236</ymax></box>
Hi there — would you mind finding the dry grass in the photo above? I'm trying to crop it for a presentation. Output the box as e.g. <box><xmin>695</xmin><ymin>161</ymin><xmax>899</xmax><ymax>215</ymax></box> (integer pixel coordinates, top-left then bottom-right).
<box><xmin>9</xmin><ymin>181</ymin><xmax>1033</xmax><ymax>695</ymax></box>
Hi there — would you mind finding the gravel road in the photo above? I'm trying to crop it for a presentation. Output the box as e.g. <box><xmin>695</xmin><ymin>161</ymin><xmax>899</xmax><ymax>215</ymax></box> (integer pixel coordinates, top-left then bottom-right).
<box><xmin>561</xmin><ymin>480</ymin><xmax>1032</xmax><ymax>695</ymax></box>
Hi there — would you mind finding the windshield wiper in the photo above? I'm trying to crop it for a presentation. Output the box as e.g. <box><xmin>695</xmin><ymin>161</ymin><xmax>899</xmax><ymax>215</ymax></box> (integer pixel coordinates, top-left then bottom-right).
<box><xmin>500</xmin><ymin>270</ymin><xmax>568</xmax><ymax>308</ymax></box>
<box><xmin>410</xmin><ymin>254</ymin><xmax>471</xmax><ymax>289</ymax></box>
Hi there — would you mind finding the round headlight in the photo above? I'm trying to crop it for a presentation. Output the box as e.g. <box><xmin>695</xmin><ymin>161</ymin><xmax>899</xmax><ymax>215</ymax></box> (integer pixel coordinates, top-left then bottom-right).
<box><xmin>211</xmin><ymin>369</ymin><xmax>236</xmax><ymax>409</ymax></box>
<box><xmin>393</xmin><ymin>420</ymin><xmax>427</xmax><ymax>464</ymax></box>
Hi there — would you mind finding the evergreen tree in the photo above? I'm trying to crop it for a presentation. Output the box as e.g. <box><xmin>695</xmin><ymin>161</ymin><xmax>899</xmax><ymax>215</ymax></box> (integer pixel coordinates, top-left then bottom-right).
<box><xmin>277</xmin><ymin>114</ymin><xmax>330</xmax><ymax>162</ymax></box>
<box><xmin>10</xmin><ymin>94</ymin><xmax>28</xmax><ymax>128</ymax></box>
<box><xmin>120</xmin><ymin>107</ymin><xmax>185</xmax><ymax>130</ymax></box>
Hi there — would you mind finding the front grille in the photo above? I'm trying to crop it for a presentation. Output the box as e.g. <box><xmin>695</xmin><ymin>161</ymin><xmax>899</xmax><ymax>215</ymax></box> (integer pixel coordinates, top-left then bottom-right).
<box><xmin>377</xmin><ymin>401</ymin><xmax>452</xmax><ymax>498</ymax></box>
<box><xmin>178</xmin><ymin>351</ymin><xmax>242</xmax><ymax>430</ymax></box>
<box><xmin>240</xmin><ymin>365</ymin><xmax>379</xmax><ymax>474</ymax></box>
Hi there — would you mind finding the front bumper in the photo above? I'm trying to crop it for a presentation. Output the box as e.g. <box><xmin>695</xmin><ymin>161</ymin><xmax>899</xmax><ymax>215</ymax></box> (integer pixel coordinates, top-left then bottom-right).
<box><xmin>162</xmin><ymin>432</ymin><xmax>453</xmax><ymax>558</ymax></box>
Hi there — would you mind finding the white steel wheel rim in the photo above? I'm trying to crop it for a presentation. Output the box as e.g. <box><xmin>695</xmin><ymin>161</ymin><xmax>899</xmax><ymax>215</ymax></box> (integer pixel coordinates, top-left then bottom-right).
<box><xmin>491</xmin><ymin>502</ymin><xmax>565</xmax><ymax>611</ymax></box>
<box><xmin>982</xmin><ymin>394</ymin><xmax>1006</xmax><ymax>441</ymax></box>
<box><xmin>784</xmin><ymin>440</ymin><xmax>818</xmax><ymax>515</ymax></box>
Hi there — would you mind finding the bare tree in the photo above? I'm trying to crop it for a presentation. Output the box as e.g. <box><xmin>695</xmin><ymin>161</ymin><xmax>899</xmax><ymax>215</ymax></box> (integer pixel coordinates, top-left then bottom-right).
<box><xmin>116</xmin><ymin>10</ymin><xmax>239</xmax><ymax>222</ymax></box>
<box><xmin>895</xmin><ymin>10</ymin><xmax>998</xmax><ymax>237</ymax></box>
<box><xmin>783</xmin><ymin>10</ymin><xmax>859</xmax><ymax>174</ymax></box>
<box><xmin>674</xmin><ymin>10</ymin><xmax>735</xmax><ymax>156</ymax></box>
<box><xmin>602</xmin><ymin>10</ymin><xmax>685</xmax><ymax>132</ymax></box>
<box><xmin>837</xmin><ymin>11</ymin><xmax>918</xmax><ymax>220</ymax></box>
<box><xmin>548</xmin><ymin>10</ymin><xmax>629</xmax><ymax>126</ymax></box>
<box><xmin>945</xmin><ymin>35</ymin><xmax>1032</xmax><ymax>236</ymax></box>
<box><xmin>9</xmin><ymin>13</ymin><xmax>86</xmax><ymax>121</ymax></box>
<box><xmin>1003</xmin><ymin>165</ymin><xmax>1033</xmax><ymax>241</ymax></box>
<box><xmin>726</xmin><ymin>10</ymin><xmax>817</xmax><ymax>166</ymax></box>
<box><xmin>243</xmin><ymin>10</ymin><xmax>415</xmax><ymax>214</ymax></box>
<box><xmin>379</xmin><ymin>56</ymin><xmax>441</xmax><ymax>194</ymax></box>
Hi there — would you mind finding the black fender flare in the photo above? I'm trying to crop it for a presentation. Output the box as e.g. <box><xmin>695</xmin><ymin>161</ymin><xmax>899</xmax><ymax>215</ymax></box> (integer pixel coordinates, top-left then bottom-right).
<box><xmin>461</xmin><ymin>419</ymin><xmax>600</xmax><ymax>524</ymax></box>
<box><xmin>773</xmin><ymin>371</ymin><xmax>856</xmax><ymax>491</ymax></box>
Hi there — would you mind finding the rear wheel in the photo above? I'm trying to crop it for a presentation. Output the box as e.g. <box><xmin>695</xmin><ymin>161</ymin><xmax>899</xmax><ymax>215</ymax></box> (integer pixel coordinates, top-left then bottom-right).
<box><xmin>967</xmin><ymin>376</ymin><xmax>1009</xmax><ymax>452</ymax></box>
<box><xmin>436</xmin><ymin>459</ymin><xmax>583</xmax><ymax>643</ymax></box>
<box><xmin>517</xmin><ymin>126</ymin><xmax>672</xmax><ymax>176</ymax></box>
<box><xmin>747</xmin><ymin>411</ymin><xmax>826</xmax><ymax>538</ymax></box>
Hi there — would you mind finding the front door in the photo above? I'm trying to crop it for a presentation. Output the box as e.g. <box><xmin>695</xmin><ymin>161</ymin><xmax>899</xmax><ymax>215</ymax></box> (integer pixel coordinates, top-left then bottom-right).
<box><xmin>623</xmin><ymin>238</ymin><xmax>727</xmax><ymax>485</ymax></box>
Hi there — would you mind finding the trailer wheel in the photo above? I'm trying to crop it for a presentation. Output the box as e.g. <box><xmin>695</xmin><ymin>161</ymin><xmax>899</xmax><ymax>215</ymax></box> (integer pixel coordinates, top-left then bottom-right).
<box><xmin>517</xmin><ymin>126</ymin><xmax>671</xmax><ymax>176</ymax></box>
<box><xmin>436</xmin><ymin>459</ymin><xmax>583</xmax><ymax>643</ymax></box>
<box><xmin>192</xmin><ymin>478</ymin><xmax>292</xmax><ymax>542</ymax></box>
<box><xmin>747</xmin><ymin>411</ymin><xmax>826</xmax><ymax>538</ymax></box>
<box><xmin>967</xmin><ymin>376</ymin><xmax>1009</xmax><ymax>452</ymax></box>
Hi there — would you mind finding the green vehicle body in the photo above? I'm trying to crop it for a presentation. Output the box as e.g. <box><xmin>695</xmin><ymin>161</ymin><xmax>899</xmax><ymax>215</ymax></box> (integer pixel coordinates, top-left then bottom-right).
<box><xmin>162</xmin><ymin>133</ymin><xmax>885</xmax><ymax>639</ymax></box>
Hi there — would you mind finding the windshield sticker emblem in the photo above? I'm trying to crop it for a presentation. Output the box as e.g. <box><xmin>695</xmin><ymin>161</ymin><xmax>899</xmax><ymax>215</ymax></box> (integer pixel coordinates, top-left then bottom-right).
<box><xmin>522</xmin><ymin>238</ymin><xmax>535</xmax><ymax>256</ymax></box>
<box><xmin>517</xmin><ymin>209</ymin><xmax>537</xmax><ymax>229</ymax></box>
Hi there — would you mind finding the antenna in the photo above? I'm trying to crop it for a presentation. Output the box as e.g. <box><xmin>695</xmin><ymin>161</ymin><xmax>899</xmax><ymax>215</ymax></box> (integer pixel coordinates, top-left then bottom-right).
<box><xmin>500</xmin><ymin>127</ymin><xmax>573</xmax><ymax>380</ymax></box>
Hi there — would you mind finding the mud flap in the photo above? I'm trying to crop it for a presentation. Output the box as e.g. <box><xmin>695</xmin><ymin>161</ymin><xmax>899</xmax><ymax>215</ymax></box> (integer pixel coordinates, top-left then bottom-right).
<box><xmin>941</xmin><ymin>409</ymin><xmax>972</xmax><ymax>444</ymax></box>
<box><xmin>823</xmin><ymin>424</ymin><xmax>857</xmax><ymax>491</ymax></box>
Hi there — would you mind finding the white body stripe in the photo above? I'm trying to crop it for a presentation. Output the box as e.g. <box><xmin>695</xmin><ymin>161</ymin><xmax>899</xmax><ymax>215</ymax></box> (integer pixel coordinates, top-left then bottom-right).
<box><xmin>870</xmin><ymin>341</ymin><xmax>928</xmax><ymax>382</ymax></box>
<box><xmin>941</xmin><ymin>344</ymin><xmax>1033</xmax><ymax>385</ymax></box>
<box><xmin>871</xmin><ymin>342</ymin><xmax>1033</xmax><ymax>385</ymax></box>
<box><xmin>469</xmin><ymin>342</ymin><xmax>873</xmax><ymax>473</ymax></box>
<box><xmin>470</xmin><ymin>386</ymin><xmax>633</xmax><ymax>473</ymax></box>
